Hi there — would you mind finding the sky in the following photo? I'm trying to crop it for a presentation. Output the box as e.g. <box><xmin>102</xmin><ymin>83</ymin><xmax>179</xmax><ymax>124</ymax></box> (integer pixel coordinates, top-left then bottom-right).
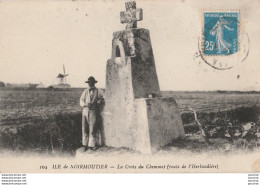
<box><xmin>0</xmin><ymin>0</ymin><xmax>259</xmax><ymax>91</ymax></box>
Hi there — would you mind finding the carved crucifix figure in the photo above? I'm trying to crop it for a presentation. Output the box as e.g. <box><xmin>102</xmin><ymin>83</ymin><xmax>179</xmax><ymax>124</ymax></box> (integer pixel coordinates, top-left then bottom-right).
<box><xmin>120</xmin><ymin>1</ymin><xmax>143</xmax><ymax>30</ymax></box>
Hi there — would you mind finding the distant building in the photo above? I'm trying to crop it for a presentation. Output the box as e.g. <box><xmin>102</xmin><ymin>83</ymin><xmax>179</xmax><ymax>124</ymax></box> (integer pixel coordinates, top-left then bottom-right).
<box><xmin>36</xmin><ymin>83</ymin><xmax>45</xmax><ymax>88</ymax></box>
<box><xmin>5</xmin><ymin>83</ymin><xmax>38</xmax><ymax>89</ymax></box>
<box><xmin>0</xmin><ymin>81</ymin><xmax>5</xmax><ymax>88</ymax></box>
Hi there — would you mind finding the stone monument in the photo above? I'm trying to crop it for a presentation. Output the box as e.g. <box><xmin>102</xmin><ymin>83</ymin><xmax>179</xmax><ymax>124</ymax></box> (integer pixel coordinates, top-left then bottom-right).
<box><xmin>103</xmin><ymin>1</ymin><xmax>185</xmax><ymax>154</ymax></box>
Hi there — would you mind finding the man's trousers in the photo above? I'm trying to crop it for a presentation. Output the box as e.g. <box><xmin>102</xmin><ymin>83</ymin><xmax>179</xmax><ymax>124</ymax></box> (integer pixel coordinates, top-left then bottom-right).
<box><xmin>82</xmin><ymin>110</ymin><xmax>97</xmax><ymax>147</ymax></box>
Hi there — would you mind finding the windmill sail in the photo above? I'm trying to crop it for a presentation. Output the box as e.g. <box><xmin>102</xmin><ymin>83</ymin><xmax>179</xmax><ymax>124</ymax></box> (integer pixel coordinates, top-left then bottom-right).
<box><xmin>63</xmin><ymin>65</ymin><xmax>66</xmax><ymax>84</ymax></box>
<box><xmin>62</xmin><ymin>64</ymin><xmax>69</xmax><ymax>84</ymax></box>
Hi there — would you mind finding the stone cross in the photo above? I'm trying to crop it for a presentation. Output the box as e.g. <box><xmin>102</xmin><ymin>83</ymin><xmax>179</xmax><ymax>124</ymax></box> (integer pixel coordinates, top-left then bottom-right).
<box><xmin>120</xmin><ymin>1</ymin><xmax>143</xmax><ymax>30</ymax></box>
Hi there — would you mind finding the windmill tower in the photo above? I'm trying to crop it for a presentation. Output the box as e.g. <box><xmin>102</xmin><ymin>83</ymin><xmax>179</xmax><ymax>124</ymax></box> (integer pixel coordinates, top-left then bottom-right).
<box><xmin>48</xmin><ymin>65</ymin><xmax>71</xmax><ymax>88</ymax></box>
<box><xmin>57</xmin><ymin>65</ymin><xmax>69</xmax><ymax>85</ymax></box>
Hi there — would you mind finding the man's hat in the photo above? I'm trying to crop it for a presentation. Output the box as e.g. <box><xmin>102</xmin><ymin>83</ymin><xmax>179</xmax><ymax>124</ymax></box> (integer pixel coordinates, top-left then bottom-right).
<box><xmin>85</xmin><ymin>76</ymin><xmax>98</xmax><ymax>83</ymax></box>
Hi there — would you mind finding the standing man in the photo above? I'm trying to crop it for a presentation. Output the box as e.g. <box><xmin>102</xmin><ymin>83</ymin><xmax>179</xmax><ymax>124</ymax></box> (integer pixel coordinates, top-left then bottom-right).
<box><xmin>80</xmin><ymin>76</ymin><xmax>103</xmax><ymax>151</ymax></box>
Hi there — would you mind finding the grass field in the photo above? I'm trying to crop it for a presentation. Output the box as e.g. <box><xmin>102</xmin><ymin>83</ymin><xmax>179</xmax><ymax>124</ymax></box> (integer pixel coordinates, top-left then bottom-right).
<box><xmin>0</xmin><ymin>89</ymin><xmax>260</xmax><ymax>155</ymax></box>
<box><xmin>1</xmin><ymin>89</ymin><xmax>260</xmax><ymax>126</ymax></box>
<box><xmin>0</xmin><ymin>89</ymin><xmax>82</xmax><ymax>126</ymax></box>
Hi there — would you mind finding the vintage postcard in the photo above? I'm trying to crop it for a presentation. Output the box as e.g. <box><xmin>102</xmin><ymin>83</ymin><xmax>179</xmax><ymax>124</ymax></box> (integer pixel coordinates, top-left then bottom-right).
<box><xmin>0</xmin><ymin>0</ymin><xmax>260</xmax><ymax>173</ymax></box>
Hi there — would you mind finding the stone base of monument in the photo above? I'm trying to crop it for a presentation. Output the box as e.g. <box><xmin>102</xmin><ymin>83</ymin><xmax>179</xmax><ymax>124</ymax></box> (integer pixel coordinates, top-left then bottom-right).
<box><xmin>103</xmin><ymin>97</ymin><xmax>185</xmax><ymax>154</ymax></box>
<box><xmin>80</xmin><ymin>1</ymin><xmax>186</xmax><ymax>155</ymax></box>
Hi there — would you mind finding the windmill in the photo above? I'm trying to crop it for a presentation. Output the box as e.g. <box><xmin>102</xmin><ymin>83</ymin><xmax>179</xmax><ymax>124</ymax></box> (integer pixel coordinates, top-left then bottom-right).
<box><xmin>57</xmin><ymin>65</ymin><xmax>69</xmax><ymax>85</ymax></box>
<box><xmin>48</xmin><ymin>65</ymin><xmax>71</xmax><ymax>89</ymax></box>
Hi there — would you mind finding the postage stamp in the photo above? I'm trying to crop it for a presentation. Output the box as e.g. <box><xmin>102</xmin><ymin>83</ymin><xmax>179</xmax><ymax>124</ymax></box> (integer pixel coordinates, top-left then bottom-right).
<box><xmin>203</xmin><ymin>12</ymin><xmax>239</xmax><ymax>56</ymax></box>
